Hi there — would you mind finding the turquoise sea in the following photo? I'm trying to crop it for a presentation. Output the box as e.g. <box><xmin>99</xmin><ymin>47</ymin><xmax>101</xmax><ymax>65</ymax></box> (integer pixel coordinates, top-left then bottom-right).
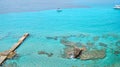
<box><xmin>0</xmin><ymin>7</ymin><xmax>120</xmax><ymax>67</ymax></box>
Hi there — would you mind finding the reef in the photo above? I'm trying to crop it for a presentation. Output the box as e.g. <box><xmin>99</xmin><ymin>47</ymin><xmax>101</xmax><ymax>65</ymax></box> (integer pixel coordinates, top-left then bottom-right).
<box><xmin>46</xmin><ymin>36</ymin><xmax>58</xmax><ymax>40</ymax></box>
<box><xmin>93</xmin><ymin>36</ymin><xmax>100</xmax><ymax>41</ymax></box>
<box><xmin>60</xmin><ymin>39</ymin><xmax>77</xmax><ymax>47</ymax></box>
<box><xmin>62</xmin><ymin>46</ymin><xmax>84</xmax><ymax>59</ymax></box>
<box><xmin>46</xmin><ymin>33</ymin><xmax>88</xmax><ymax>40</ymax></box>
<box><xmin>108</xmin><ymin>33</ymin><xmax>119</xmax><ymax>39</ymax></box>
<box><xmin>47</xmin><ymin>33</ymin><xmax>120</xmax><ymax>60</ymax></box>
<box><xmin>60</xmin><ymin>37</ymin><xmax>106</xmax><ymax>60</ymax></box>
<box><xmin>1</xmin><ymin>62</ymin><xmax>18</xmax><ymax>67</ymax></box>
<box><xmin>38</xmin><ymin>51</ymin><xmax>53</xmax><ymax>57</ymax></box>
<box><xmin>102</xmin><ymin>33</ymin><xmax>119</xmax><ymax>39</ymax></box>
<box><xmin>75</xmin><ymin>42</ymin><xmax>86</xmax><ymax>48</ymax></box>
<box><xmin>116</xmin><ymin>40</ymin><xmax>120</xmax><ymax>46</ymax></box>
<box><xmin>99</xmin><ymin>42</ymin><xmax>107</xmax><ymax>47</ymax></box>
<box><xmin>86</xmin><ymin>42</ymin><xmax>94</xmax><ymax>48</ymax></box>
<box><xmin>62</xmin><ymin>45</ymin><xmax>106</xmax><ymax>60</ymax></box>
<box><xmin>80</xmin><ymin>49</ymin><xmax>106</xmax><ymax>60</ymax></box>
<box><xmin>113</xmin><ymin>50</ymin><xmax>120</xmax><ymax>55</ymax></box>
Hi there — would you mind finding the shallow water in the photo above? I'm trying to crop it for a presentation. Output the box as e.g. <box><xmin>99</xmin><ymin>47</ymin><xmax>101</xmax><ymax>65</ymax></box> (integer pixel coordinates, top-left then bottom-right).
<box><xmin>0</xmin><ymin>8</ymin><xmax>120</xmax><ymax>67</ymax></box>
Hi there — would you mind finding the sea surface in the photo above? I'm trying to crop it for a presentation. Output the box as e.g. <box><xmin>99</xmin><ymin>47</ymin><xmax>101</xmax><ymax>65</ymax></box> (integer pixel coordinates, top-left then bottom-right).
<box><xmin>0</xmin><ymin>7</ymin><xmax>120</xmax><ymax>67</ymax></box>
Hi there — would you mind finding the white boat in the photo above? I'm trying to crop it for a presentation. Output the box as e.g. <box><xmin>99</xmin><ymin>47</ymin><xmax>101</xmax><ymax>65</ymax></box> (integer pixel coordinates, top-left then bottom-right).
<box><xmin>114</xmin><ymin>5</ymin><xmax>120</xmax><ymax>9</ymax></box>
<box><xmin>57</xmin><ymin>8</ymin><xmax>62</xmax><ymax>13</ymax></box>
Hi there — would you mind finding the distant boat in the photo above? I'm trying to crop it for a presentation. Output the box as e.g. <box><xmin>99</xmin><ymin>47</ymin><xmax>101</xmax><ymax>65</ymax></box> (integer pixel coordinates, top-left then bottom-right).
<box><xmin>57</xmin><ymin>8</ymin><xmax>62</xmax><ymax>13</ymax></box>
<box><xmin>114</xmin><ymin>5</ymin><xmax>120</xmax><ymax>9</ymax></box>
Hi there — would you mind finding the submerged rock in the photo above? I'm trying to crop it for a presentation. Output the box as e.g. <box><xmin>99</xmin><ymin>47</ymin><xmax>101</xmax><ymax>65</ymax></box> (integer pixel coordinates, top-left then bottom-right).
<box><xmin>86</xmin><ymin>42</ymin><xmax>94</xmax><ymax>46</ymax></box>
<box><xmin>86</xmin><ymin>42</ymin><xmax>94</xmax><ymax>49</ymax></box>
<box><xmin>46</xmin><ymin>36</ymin><xmax>58</xmax><ymax>40</ymax></box>
<box><xmin>63</xmin><ymin>47</ymin><xmax>74</xmax><ymax>58</ymax></box>
<box><xmin>93</xmin><ymin>36</ymin><xmax>100</xmax><ymax>41</ymax></box>
<box><xmin>47</xmin><ymin>53</ymin><xmax>53</xmax><ymax>57</ymax></box>
<box><xmin>2</xmin><ymin>62</ymin><xmax>18</xmax><ymax>67</ymax></box>
<box><xmin>113</xmin><ymin>50</ymin><xmax>120</xmax><ymax>55</ymax></box>
<box><xmin>102</xmin><ymin>33</ymin><xmax>119</xmax><ymax>39</ymax></box>
<box><xmin>116</xmin><ymin>40</ymin><xmax>120</xmax><ymax>46</ymax></box>
<box><xmin>60</xmin><ymin>36</ymin><xmax>70</xmax><ymax>39</ymax></box>
<box><xmin>12</xmin><ymin>54</ymin><xmax>21</xmax><ymax>60</ymax></box>
<box><xmin>38</xmin><ymin>51</ymin><xmax>53</xmax><ymax>57</ymax></box>
<box><xmin>108</xmin><ymin>33</ymin><xmax>119</xmax><ymax>39</ymax></box>
<box><xmin>73</xmin><ymin>47</ymin><xmax>84</xmax><ymax>58</ymax></box>
<box><xmin>38</xmin><ymin>51</ymin><xmax>46</xmax><ymax>54</ymax></box>
<box><xmin>99</xmin><ymin>42</ymin><xmax>107</xmax><ymax>47</ymax></box>
<box><xmin>102</xmin><ymin>34</ymin><xmax>109</xmax><ymax>38</ymax></box>
<box><xmin>80</xmin><ymin>49</ymin><xmax>106</xmax><ymax>60</ymax></box>
<box><xmin>75</xmin><ymin>42</ymin><xmax>86</xmax><ymax>47</ymax></box>
<box><xmin>78</xmin><ymin>34</ymin><xmax>88</xmax><ymax>38</ymax></box>
<box><xmin>62</xmin><ymin>46</ymin><xmax>86</xmax><ymax>59</ymax></box>
<box><xmin>60</xmin><ymin>39</ymin><xmax>76</xmax><ymax>47</ymax></box>
<box><xmin>61</xmin><ymin>38</ymin><xmax>106</xmax><ymax>60</ymax></box>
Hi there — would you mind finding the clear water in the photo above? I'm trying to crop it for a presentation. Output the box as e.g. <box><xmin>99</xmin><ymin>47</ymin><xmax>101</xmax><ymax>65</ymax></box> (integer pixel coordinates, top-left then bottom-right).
<box><xmin>0</xmin><ymin>8</ymin><xmax>120</xmax><ymax>67</ymax></box>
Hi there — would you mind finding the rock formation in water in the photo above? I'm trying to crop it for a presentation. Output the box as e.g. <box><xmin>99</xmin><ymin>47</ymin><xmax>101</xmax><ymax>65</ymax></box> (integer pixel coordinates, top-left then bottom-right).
<box><xmin>99</xmin><ymin>42</ymin><xmax>107</xmax><ymax>47</ymax></box>
<box><xmin>80</xmin><ymin>49</ymin><xmax>106</xmax><ymax>60</ymax></box>
<box><xmin>46</xmin><ymin>36</ymin><xmax>58</xmax><ymax>40</ymax></box>
<box><xmin>1</xmin><ymin>62</ymin><xmax>18</xmax><ymax>67</ymax></box>
<box><xmin>93</xmin><ymin>36</ymin><xmax>100</xmax><ymax>41</ymax></box>
<box><xmin>47</xmin><ymin>33</ymin><xmax>120</xmax><ymax>60</ymax></box>
<box><xmin>114</xmin><ymin>50</ymin><xmax>120</xmax><ymax>55</ymax></box>
<box><xmin>60</xmin><ymin>38</ymin><xmax>77</xmax><ymax>47</ymax></box>
<box><xmin>116</xmin><ymin>40</ymin><xmax>120</xmax><ymax>46</ymax></box>
<box><xmin>38</xmin><ymin>51</ymin><xmax>53</xmax><ymax>57</ymax></box>
<box><xmin>62</xmin><ymin>46</ymin><xmax>86</xmax><ymax>59</ymax></box>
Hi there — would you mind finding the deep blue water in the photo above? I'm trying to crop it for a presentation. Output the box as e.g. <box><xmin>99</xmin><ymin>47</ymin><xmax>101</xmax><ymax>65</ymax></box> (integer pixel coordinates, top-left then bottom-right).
<box><xmin>0</xmin><ymin>7</ymin><xmax>120</xmax><ymax>67</ymax></box>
